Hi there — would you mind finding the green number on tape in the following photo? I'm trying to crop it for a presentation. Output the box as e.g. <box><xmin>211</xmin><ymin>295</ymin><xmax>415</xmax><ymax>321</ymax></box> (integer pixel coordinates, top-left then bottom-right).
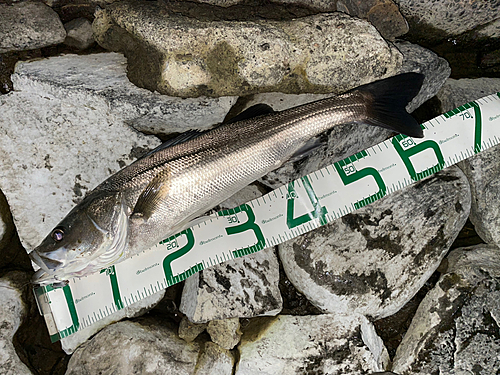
<box><xmin>393</xmin><ymin>136</ymin><xmax>444</xmax><ymax>181</ymax></box>
<box><xmin>100</xmin><ymin>265</ymin><xmax>123</xmax><ymax>310</ymax></box>
<box><xmin>218</xmin><ymin>204</ymin><xmax>265</xmax><ymax>258</ymax></box>
<box><xmin>286</xmin><ymin>176</ymin><xmax>328</xmax><ymax>228</ymax></box>
<box><xmin>334</xmin><ymin>153</ymin><xmax>386</xmax><ymax>209</ymax></box>
<box><xmin>162</xmin><ymin>229</ymin><xmax>202</xmax><ymax>285</ymax></box>
<box><xmin>442</xmin><ymin>101</ymin><xmax>482</xmax><ymax>154</ymax></box>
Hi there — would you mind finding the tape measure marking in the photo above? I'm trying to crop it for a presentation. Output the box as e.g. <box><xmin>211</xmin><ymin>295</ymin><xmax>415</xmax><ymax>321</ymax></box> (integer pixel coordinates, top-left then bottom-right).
<box><xmin>33</xmin><ymin>92</ymin><xmax>500</xmax><ymax>342</ymax></box>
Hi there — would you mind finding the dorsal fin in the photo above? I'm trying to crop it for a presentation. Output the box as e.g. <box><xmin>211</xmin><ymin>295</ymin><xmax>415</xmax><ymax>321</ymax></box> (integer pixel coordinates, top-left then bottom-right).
<box><xmin>224</xmin><ymin>103</ymin><xmax>275</xmax><ymax>124</ymax></box>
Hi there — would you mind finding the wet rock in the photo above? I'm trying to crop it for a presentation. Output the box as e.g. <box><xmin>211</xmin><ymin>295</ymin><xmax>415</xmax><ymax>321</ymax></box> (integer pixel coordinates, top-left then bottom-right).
<box><xmin>395</xmin><ymin>0</ymin><xmax>500</xmax><ymax>40</ymax></box>
<box><xmin>195</xmin><ymin>342</ymin><xmax>234</xmax><ymax>375</ymax></box>
<box><xmin>206</xmin><ymin>318</ymin><xmax>242</xmax><ymax>350</ymax></box>
<box><xmin>236</xmin><ymin>314</ymin><xmax>390</xmax><ymax>374</ymax></box>
<box><xmin>0</xmin><ymin>272</ymin><xmax>32</xmax><ymax>375</ymax></box>
<box><xmin>0</xmin><ymin>1</ymin><xmax>66</xmax><ymax>53</ymax></box>
<box><xmin>60</xmin><ymin>289</ymin><xmax>165</xmax><ymax>354</ymax></box>
<box><xmin>436</xmin><ymin>78</ymin><xmax>500</xmax><ymax>246</ymax></box>
<box><xmin>178</xmin><ymin>316</ymin><xmax>208</xmax><ymax>343</ymax></box>
<box><xmin>180</xmin><ymin>247</ymin><xmax>282</xmax><ymax>323</ymax></box>
<box><xmin>93</xmin><ymin>0</ymin><xmax>402</xmax><ymax>97</ymax></box>
<box><xmin>63</xmin><ymin>18</ymin><xmax>94</xmax><ymax>50</ymax></box>
<box><xmin>0</xmin><ymin>53</ymin><xmax>235</xmax><ymax>252</ymax></box>
<box><xmin>66</xmin><ymin>318</ymin><xmax>200</xmax><ymax>375</ymax></box>
<box><xmin>279</xmin><ymin>166</ymin><xmax>471</xmax><ymax>319</ymax></box>
<box><xmin>392</xmin><ymin>244</ymin><xmax>500</xmax><ymax>374</ymax></box>
<box><xmin>337</xmin><ymin>0</ymin><xmax>408</xmax><ymax>39</ymax></box>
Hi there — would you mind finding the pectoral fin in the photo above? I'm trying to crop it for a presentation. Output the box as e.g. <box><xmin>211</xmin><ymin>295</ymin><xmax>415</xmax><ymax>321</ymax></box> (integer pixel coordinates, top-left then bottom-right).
<box><xmin>132</xmin><ymin>169</ymin><xmax>171</xmax><ymax>221</ymax></box>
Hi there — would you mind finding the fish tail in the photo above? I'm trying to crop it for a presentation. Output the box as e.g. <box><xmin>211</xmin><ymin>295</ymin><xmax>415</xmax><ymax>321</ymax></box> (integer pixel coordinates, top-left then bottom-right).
<box><xmin>356</xmin><ymin>72</ymin><xmax>425</xmax><ymax>138</ymax></box>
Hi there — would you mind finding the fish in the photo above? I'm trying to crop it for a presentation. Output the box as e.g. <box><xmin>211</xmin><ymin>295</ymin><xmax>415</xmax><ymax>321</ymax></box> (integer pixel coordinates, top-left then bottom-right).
<box><xmin>29</xmin><ymin>72</ymin><xmax>425</xmax><ymax>285</ymax></box>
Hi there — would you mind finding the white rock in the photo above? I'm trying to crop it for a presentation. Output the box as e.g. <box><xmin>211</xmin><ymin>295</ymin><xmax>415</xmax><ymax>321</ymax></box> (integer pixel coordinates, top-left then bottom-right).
<box><xmin>180</xmin><ymin>247</ymin><xmax>282</xmax><ymax>323</ymax></box>
<box><xmin>0</xmin><ymin>1</ymin><xmax>66</xmax><ymax>53</ymax></box>
<box><xmin>66</xmin><ymin>318</ymin><xmax>200</xmax><ymax>375</ymax></box>
<box><xmin>63</xmin><ymin>18</ymin><xmax>95</xmax><ymax>50</ymax></box>
<box><xmin>194</xmin><ymin>342</ymin><xmax>234</xmax><ymax>375</ymax></box>
<box><xmin>0</xmin><ymin>272</ymin><xmax>32</xmax><ymax>375</ymax></box>
<box><xmin>392</xmin><ymin>244</ymin><xmax>500</xmax><ymax>374</ymax></box>
<box><xmin>279</xmin><ymin>167</ymin><xmax>471</xmax><ymax>319</ymax></box>
<box><xmin>236</xmin><ymin>314</ymin><xmax>389</xmax><ymax>374</ymax></box>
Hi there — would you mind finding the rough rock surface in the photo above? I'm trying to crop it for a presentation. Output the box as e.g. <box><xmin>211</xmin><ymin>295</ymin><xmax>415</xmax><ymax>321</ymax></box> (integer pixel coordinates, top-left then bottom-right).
<box><xmin>0</xmin><ymin>53</ymin><xmax>235</xmax><ymax>251</ymax></box>
<box><xmin>279</xmin><ymin>166</ymin><xmax>471</xmax><ymax>319</ymax></box>
<box><xmin>93</xmin><ymin>0</ymin><xmax>402</xmax><ymax>97</ymax></box>
<box><xmin>395</xmin><ymin>0</ymin><xmax>500</xmax><ymax>38</ymax></box>
<box><xmin>66</xmin><ymin>318</ymin><xmax>200</xmax><ymax>375</ymax></box>
<box><xmin>0</xmin><ymin>1</ymin><xmax>66</xmax><ymax>53</ymax></box>
<box><xmin>180</xmin><ymin>247</ymin><xmax>282</xmax><ymax>323</ymax></box>
<box><xmin>63</xmin><ymin>18</ymin><xmax>94</xmax><ymax>50</ymax></box>
<box><xmin>392</xmin><ymin>244</ymin><xmax>500</xmax><ymax>374</ymax></box>
<box><xmin>337</xmin><ymin>0</ymin><xmax>408</xmax><ymax>39</ymax></box>
<box><xmin>436</xmin><ymin>78</ymin><xmax>500</xmax><ymax>246</ymax></box>
<box><xmin>194</xmin><ymin>342</ymin><xmax>234</xmax><ymax>375</ymax></box>
<box><xmin>0</xmin><ymin>272</ymin><xmax>32</xmax><ymax>375</ymax></box>
<box><xmin>206</xmin><ymin>318</ymin><xmax>242</xmax><ymax>350</ymax></box>
<box><xmin>60</xmin><ymin>289</ymin><xmax>166</xmax><ymax>354</ymax></box>
<box><xmin>237</xmin><ymin>314</ymin><xmax>389</xmax><ymax>374</ymax></box>
<box><xmin>178</xmin><ymin>317</ymin><xmax>208</xmax><ymax>343</ymax></box>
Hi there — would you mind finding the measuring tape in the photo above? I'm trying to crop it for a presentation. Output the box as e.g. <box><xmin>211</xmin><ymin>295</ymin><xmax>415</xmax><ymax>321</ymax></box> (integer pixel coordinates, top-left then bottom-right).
<box><xmin>34</xmin><ymin>92</ymin><xmax>500</xmax><ymax>342</ymax></box>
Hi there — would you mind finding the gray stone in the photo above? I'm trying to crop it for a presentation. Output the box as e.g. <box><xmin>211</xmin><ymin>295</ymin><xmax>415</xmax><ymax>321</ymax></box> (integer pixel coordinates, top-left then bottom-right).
<box><xmin>194</xmin><ymin>342</ymin><xmax>235</xmax><ymax>375</ymax></box>
<box><xmin>392</xmin><ymin>244</ymin><xmax>500</xmax><ymax>374</ymax></box>
<box><xmin>178</xmin><ymin>316</ymin><xmax>208</xmax><ymax>343</ymax></box>
<box><xmin>279</xmin><ymin>166</ymin><xmax>471</xmax><ymax>319</ymax></box>
<box><xmin>396</xmin><ymin>41</ymin><xmax>450</xmax><ymax>112</ymax></box>
<box><xmin>66</xmin><ymin>318</ymin><xmax>201</xmax><ymax>375</ymax></box>
<box><xmin>60</xmin><ymin>289</ymin><xmax>165</xmax><ymax>354</ymax></box>
<box><xmin>236</xmin><ymin>314</ymin><xmax>390</xmax><ymax>374</ymax></box>
<box><xmin>436</xmin><ymin>78</ymin><xmax>500</xmax><ymax>113</ymax></box>
<box><xmin>93</xmin><ymin>1</ymin><xmax>402</xmax><ymax>97</ymax></box>
<box><xmin>0</xmin><ymin>53</ymin><xmax>235</xmax><ymax>252</ymax></box>
<box><xmin>0</xmin><ymin>272</ymin><xmax>32</xmax><ymax>375</ymax></box>
<box><xmin>191</xmin><ymin>0</ymin><xmax>336</xmax><ymax>11</ymax></box>
<box><xmin>180</xmin><ymin>247</ymin><xmax>282</xmax><ymax>323</ymax></box>
<box><xmin>63</xmin><ymin>18</ymin><xmax>95</xmax><ymax>50</ymax></box>
<box><xmin>206</xmin><ymin>318</ymin><xmax>242</xmax><ymax>350</ymax></box>
<box><xmin>0</xmin><ymin>1</ymin><xmax>66</xmax><ymax>53</ymax></box>
<box><xmin>436</xmin><ymin>78</ymin><xmax>500</xmax><ymax>246</ymax></box>
<box><xmin>395</xmin><ymin>0</ymin><xmax>500</xmax><ymax>38</ymax></box>
<box><xmin>337</xmin><ymin>0</ymin><xmax>409</xmax><ymax>39</ymax></box>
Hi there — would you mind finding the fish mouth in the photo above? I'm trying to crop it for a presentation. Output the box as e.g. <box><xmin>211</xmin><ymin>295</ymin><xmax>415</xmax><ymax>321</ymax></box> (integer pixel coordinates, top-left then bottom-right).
<box><xmin>29</xmin><ymin>250</ymin><xmax>64</xmax><ymax>273</ymax></box>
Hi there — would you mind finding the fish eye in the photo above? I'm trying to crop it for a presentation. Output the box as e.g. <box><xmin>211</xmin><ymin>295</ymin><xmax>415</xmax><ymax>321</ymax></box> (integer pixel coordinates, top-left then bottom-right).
<box><xmin>51</xmin><ymin>228</ymin><xmax>65</xmax><ymax>242</ymax></box>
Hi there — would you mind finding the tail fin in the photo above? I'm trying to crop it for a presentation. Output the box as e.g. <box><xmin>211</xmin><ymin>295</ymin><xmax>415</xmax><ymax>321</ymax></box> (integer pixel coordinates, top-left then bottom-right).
<box><xmin>356</xmin><ymin>72</ymin><xmax>425</xmax><ymax>138</ymax></box>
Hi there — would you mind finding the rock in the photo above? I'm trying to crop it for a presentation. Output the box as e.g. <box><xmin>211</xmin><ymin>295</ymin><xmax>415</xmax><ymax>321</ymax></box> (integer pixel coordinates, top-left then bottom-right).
<box><xmin>180</xmin><ymin>247</ymin><xmax>282</xmax><ymax>323</ymax></box>
<box><xmin>178</xmin><ymin>316</ymin><xmax>208</xmax><ymax>343</ymax></box>
<box><xmin>93</xmin><ymin>1</ymin><xmax>402</xmax><ymax>97</ymax></box>
<box><xmin>279</xmin><ymin>166</ymin><xmax>471</xmax><ymax>319</ymax></box>
<box><xmin>396</xmin><ymin>41</ymin><xmax>450</xmax><ymax>112</ymax></box>
<box><xmin>195</xmin><ymin>342</ymin><xmax>234</xmax><ymax>375</ymax></box>
<box><xmin>236</xmin><ymin>314</ymin><xmax>390</xmax><ymax>374</ymax></box>
<box><xmin>190</xmin><ymin>0</ymin><xmax>336</xmax><ymax>11</ymax></box>
<box><xmin>436</xmin><ymin>78</ymin><xmax>500</xmax><ymax>246</ymax></box>
<box><xmin>0</xmin><ymin>272</ymin><xmax>32</xmax><ymax>375</ymax></box>
<box><xmin>337</xmin><ymin>0</ymin><xmax>408</xmax><ymax>39</ymax></box>
<box><xmin>63</xmin><ymin>18</ymin><xmax>94</xmax><ymax>50</ymax></box>
<box><xmin>395</xmin><ymin>0</ymin><xmax>500</xmax><ymax>40</ymax></box>
<box><xmin>0</xmin><ymin>53</ymin><xmax>235</xmax><ymax>252</ymax></box>
<box><xmin>475</xmin><ymin>18</ymin><xmax>500</xmax><ymax>40</ymax></box>
<box><xmin>0</xmin><ymin>1</ymin><xmax>66</xmax><ymax>53</ymax></box>
<box><xmin>66</xmin><ymin>318</ymin><xmax>201</xmax><ymax>375</ymax></box>
<box><xmin>60</xmin><ymin>289</ymin><xmax>165</xmax><ymax>354</ymax></box>
<box><xmin>206</xmin><ymin>318</ymin><xmax>242</xmax><ymax>350</ymax></box>
<box><xmin>392</xmin><ymin>244</ymin><xmax>500</xmax><ymax>374</ymax></box>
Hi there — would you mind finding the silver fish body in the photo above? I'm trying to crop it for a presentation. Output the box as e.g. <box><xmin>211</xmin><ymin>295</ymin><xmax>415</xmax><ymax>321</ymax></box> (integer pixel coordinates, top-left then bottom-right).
<box><xmin>30</xmin><ymin>73</ymin><xmax>424</xmax><ymax>284</ymax></box>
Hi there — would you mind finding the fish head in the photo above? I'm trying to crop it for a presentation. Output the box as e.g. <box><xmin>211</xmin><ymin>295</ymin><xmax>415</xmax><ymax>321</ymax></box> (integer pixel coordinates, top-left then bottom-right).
<box><xmin>30</xmin><ymin>191</ymin><xmax>129</xmax><ymax>285</ymax></box>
